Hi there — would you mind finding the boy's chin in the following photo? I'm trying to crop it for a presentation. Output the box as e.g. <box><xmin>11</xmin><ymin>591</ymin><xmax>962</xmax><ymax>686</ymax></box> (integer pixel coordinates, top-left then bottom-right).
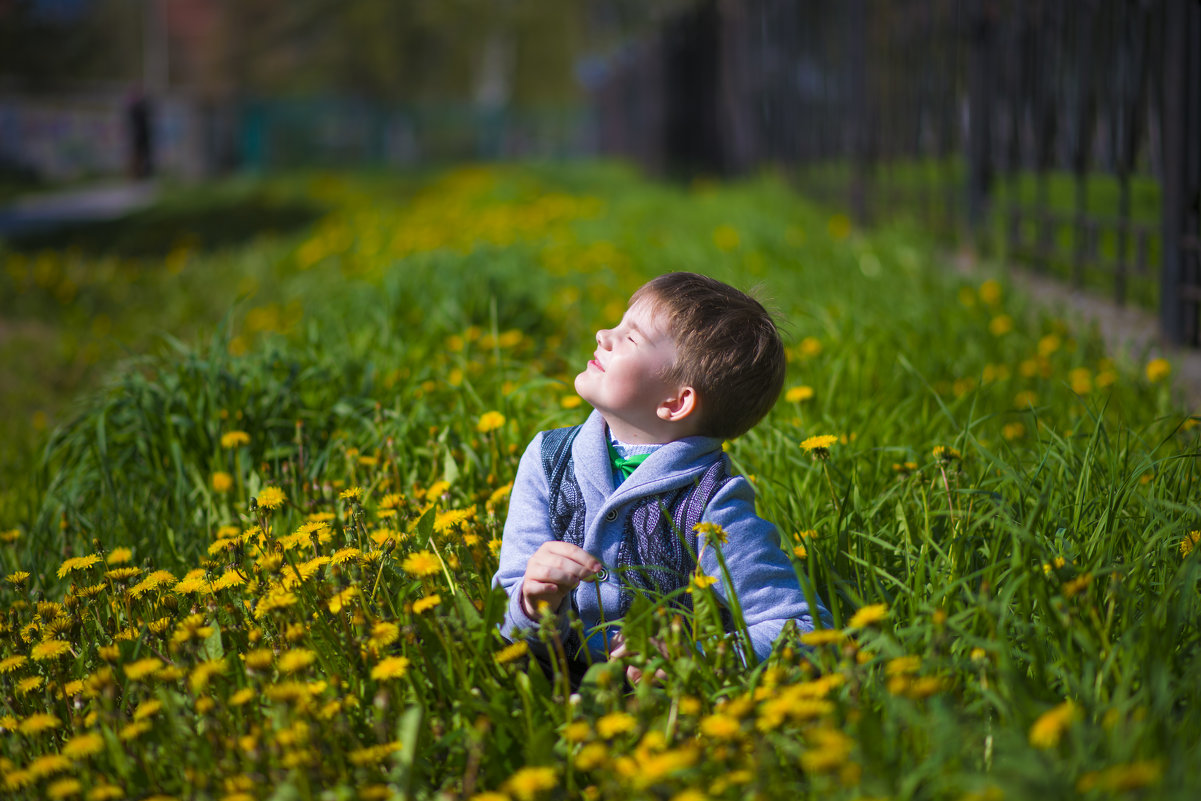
<box><xmin>572</xmin><ymin>372</ymin><xmax>592</xmax><ymax>400</ymax></box>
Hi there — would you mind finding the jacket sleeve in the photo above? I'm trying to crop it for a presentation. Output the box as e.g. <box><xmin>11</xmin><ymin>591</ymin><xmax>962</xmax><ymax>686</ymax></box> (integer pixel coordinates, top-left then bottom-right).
<box><xmin>491</xmin><ymin>432</ymin><xmax>573</xmax><ymax>642</ymax></box>
<box><xmin>697</xmin><ymin>475</ymin><xmax>829</xmax><ymax>663</ymax></box>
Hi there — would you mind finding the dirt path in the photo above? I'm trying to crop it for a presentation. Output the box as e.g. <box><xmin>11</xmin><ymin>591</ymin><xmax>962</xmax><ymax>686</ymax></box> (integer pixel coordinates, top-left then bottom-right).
<box><xmin>0</xmin><ymin>182</ymin><xmax>157</xmax><ymax>238</ymax></box>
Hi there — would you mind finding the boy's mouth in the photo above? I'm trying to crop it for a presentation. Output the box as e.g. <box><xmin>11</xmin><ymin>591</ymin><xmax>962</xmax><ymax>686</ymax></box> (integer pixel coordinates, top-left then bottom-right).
<box><xmin>589</xmin><ymin>355</ymin><xmax>605</xmax><ymax>372</ymax></box>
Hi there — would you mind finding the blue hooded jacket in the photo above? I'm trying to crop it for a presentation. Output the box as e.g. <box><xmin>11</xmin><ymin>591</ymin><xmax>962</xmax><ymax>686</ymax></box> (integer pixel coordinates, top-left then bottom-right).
<box><xmin>493</xmin><ymin>410</ymin><xmax>827</xmax><ymax>663</ymax></box>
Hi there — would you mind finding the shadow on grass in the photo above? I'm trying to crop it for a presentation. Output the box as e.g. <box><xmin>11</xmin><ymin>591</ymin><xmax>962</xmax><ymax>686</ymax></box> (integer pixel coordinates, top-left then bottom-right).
<box><xmin>5</xmin><ymin>190</ymin><xmax>325</xmax><ymax>259</ymax></box>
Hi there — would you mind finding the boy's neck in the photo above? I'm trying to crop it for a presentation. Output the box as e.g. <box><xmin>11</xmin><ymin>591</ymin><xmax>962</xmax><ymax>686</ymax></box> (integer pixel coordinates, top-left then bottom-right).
<box><xmin>603</xmin><ymin>414</ymin><xmax>699</xmax><ymax>445</ymax></box>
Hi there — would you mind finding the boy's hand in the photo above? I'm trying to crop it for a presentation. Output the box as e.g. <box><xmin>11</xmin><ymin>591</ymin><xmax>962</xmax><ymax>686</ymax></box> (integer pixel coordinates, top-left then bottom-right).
<box><xmin>520</xmin><ymin>541</ymin><xmax>603</xmax><ymax>619</ymax></box>
<box><xmin>610</xmin><ymin>633</ymin><xmax>669</xmax><ymax>685</ymax></box>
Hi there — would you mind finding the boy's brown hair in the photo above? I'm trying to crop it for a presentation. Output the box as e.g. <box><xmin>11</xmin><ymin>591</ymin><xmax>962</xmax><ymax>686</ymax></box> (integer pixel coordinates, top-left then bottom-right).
<box><xmin>631</xmin><ymin>272</ymin><xmax>786</xmax><ymax>440</ymax></box>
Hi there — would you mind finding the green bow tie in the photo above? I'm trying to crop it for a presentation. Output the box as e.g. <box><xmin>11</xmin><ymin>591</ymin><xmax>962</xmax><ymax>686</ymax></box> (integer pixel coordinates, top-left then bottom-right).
<box><xmin>607</xmin><ymin>440</ymin><xmax>651</xmax><ymax>483</ymax></box>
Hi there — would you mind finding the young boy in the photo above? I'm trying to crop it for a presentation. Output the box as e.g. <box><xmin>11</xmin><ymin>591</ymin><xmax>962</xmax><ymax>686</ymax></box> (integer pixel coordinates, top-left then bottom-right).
<box><xmin>493</xmin><ymin>272</ymin><xmax>826</xmax><ymax>677</ymax></box>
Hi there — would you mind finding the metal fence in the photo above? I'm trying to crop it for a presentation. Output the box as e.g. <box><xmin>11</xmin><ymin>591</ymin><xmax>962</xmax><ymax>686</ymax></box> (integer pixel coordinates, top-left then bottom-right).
<box><xmin>589</xmin><ymin>0</ymin><xmax>1201</xmax><ymax>347</ymax></box>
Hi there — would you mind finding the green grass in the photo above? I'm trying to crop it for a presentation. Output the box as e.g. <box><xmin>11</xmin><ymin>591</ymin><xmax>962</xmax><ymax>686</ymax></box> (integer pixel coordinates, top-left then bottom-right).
<box><xmin>0</xmin><ymin>162</ymin><xmax>1197</xmax><ymax>800</ymax></box>
<box><xmin>796</xmin><ymin>159</ymin><xmax>1163</xmax><ymax>309</ymax></box>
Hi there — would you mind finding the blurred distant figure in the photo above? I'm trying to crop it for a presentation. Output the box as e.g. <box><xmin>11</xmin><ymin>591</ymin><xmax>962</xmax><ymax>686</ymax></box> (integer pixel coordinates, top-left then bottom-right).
<box><xmin>126</xmin><ymin>89</ymin><xmax>155</xmax><ymax>180</ymax></box>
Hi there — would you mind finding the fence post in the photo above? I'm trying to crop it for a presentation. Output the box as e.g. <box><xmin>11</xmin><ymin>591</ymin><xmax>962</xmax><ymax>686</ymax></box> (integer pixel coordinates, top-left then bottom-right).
<box><xmin>847</xmin><ymin>0</ymin><xmax>870</xmax><ymax>225</ymax></box>
<box><xmin>966</xmin><ymin>0</ymin><xmax>995</xmax><ymax>232</ymax></box>
<box><xmin>1159</xmin><ymin>0</ymin><xmax>1200</xmax><ymax>346</ymax></box>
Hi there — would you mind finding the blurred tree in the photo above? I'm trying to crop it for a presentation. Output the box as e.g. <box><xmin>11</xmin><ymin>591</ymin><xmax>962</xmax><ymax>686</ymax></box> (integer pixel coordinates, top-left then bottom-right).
<box><xmin>0</xmin><ymin>0</ymin><xmax>699</xmax><ymax>103</ymax></box>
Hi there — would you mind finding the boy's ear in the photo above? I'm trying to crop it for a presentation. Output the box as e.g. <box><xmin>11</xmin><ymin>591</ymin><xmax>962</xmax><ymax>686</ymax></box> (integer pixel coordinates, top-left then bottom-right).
<box><xmin>657</xmin><ymin>386</ymin><xmax>698</xmax><ymax>423</ymax></box>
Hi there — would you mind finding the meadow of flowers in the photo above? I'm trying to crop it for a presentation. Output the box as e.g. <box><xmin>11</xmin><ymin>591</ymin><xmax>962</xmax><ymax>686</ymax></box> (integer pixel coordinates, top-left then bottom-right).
<box><xmin>1</xmin><ymin>163</ymin><xmax>1199</xmax><ymax>800</ymax></box>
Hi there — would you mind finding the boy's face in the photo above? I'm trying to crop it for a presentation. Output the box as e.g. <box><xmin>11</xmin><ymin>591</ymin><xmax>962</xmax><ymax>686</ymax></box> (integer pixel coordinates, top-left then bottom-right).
<box><xmin>574</xmin><ymin>299</ymin><xmax>684</xmax><ymax>442</ymax></box>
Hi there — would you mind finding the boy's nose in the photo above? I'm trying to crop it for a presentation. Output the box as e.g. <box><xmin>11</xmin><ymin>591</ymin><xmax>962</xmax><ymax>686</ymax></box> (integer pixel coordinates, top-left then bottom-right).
<box><xmin>596</xmin><ymin>328</ymin><xmax>612</xmax><ymax>349</ymax></box>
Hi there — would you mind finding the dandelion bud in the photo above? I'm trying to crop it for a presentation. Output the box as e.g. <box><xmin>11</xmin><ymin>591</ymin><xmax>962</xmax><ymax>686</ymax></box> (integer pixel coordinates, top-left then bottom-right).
<box><xmin>383</xmin><ymin>538</ymin><xmax>397</xmax><ymax>554</ymax></box>
<box><xmin>249</xmin><ymin>497</ymin><xmax>259</xmax><ymax>512</ymax></box>
<box><xmin>162</xmin><ymin>594</ymin><xmax>179</xmax><ymax>613</ymax></box>
<box><xmin>92</xmin><ymin>537</ymin><xmax>103</xmax><ymax>553</ymax></box>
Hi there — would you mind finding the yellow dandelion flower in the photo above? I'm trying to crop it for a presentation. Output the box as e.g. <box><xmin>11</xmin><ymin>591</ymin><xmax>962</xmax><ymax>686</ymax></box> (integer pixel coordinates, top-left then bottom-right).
<box><xmin>1063</xmin><ymin>573</ymin><xmax>1093</xmax><ymax>599</ymax></box>
<box><xmin>1002</xmin><ymin>422</ymin><xmax>1026</xmax><ymax>441</ymax></box>
<box><xmin>488</xmin><ymin>482</ymin><xmax>514</xmax><ymax>507</ymax></box>
<box><xmin>371</xmin><ymin>656</ymin><xmax>411</xmax><ymax>681</ymax></box>
<box><xmin>133</xmin><ymin>699</ymin><xmax>162</xmax><ymax>721</ymax></box>
<box><xmin>477</xmin><ymin>411</ymin><xmax>506</xmax><ymax>433</ymax></box>
<box><xmin>596</xmin><ymin>711</ymin><xmax>637</xmax><ymax>739</ymax></box>
<box><xmin>369</xmin><ymin>621</ymin><xmax>400</xmax><ymax>649</ymax></box>
<box><xmin>886</xmin><ymin>655</ymin><xmax>922</xmax><ymax>676</ymax></box>
<box><xmin>243</xmin><ymin>648</ymin><xmax>275</xmax><ymax>671</ymax></box>
<box><xmin>0</xmin><ymin>654</ymin><xmax>29</xmax><ymax>673</ymax></box>
<box><xmin>402</xmin><ymin>550</ymin><xmax>441</xmax><ymax>577</ymax></box>
<box><xmin>18</xmin><ymin>712</ymin><xmax>62</xmax><ymax>734</ymax></box>
<box><xmin>278</xmin><ymin>649</ymin><xmax>317</xmax><ymax>674</ymax></box>
<box><xmin>412</xmin><ymin>594</ymin><xmax>442</xmax><ymax>614</ymax></box>
<box><xmin>785</xmin><ymin>385</ymin><xmax>815</xmax><ymax>403</ymax></box>
<box><xmin>61</xmin><ymin>730</ymin><xmax>105</xmax><ymax>758</ymax></box>
<box><xmin>124</xmin><ymin>657</ymin><xmax>163</xmax><ymax>681</ymax></box>
<box><xmin>693</xmin><ymin>521</ymin><xmax>728</xmax><ymax>545</ymax></box>
<box><xmin>57</xmin><ymin>553</ymin><xmax>101</xmax><ymax>579</ymax></box>
<box><xmin>256</xmin><ymin>486</ymin><xmax>286</xmax><ymax>511</ymax></box>
<box><xmin>495</xmin><ymin>640</ymin><xmax>529</xmax><ymax>665</ymax></box>
<box><xmin>105</xmin><ymin>547</ymin><xmax>133</xmax><ymax>565</ymax></box>
<box><xmin>32</xmin><ymin>639</ymin><xmax>72</xmax><ymax>661</ymax></box>
<box><xmin>699</xmin><ymin>713</ymin><xmax>741</xmax><ymax>740</ymax></box>
<box><xmin>801</xmin><ymin>434</ymin><xmax>838</xmax><ymax>452</ymax></box>
<box><xmin>348</xmin><ymin>741</ymin><xmax>403</xmax><ymax>766</ymax></box>
<box><xmin>1069</xmin><ymin>367</ymin><xmax>1093</xmax><ymax>394</ymax></box>
<box><xmin>424</xmin><ymin>480</ymin><xmax>451</xmax><ymax>502</ymax></box>
<box><xmin>1145</xmin><ymin>358</ymin><xmax>1171</xmax><ymax>383</ymax></box>
<box><xmin>563</xmin><ymin>721</ymin><xmax>591</xmax><ymax>743</ymax></box>
<box><xmin>211</xmin><ymin>471</ymin><xmax>234</xmax><ymax>493</ymax></box>
<box><xmin>800</xmin><ymin>629</ymin><xmax>844</xmax><ymax>647</ymax></box>
<box><xmin>339</xmin><ymin>486</ymin><xmax>364</xmax><ymax>502</ymax></box>
<box><xmin>561</xmin><ymin>395</ymin><xmax>583</xmax><ymax>409</ymax></box>
<box><xmin>26</xmin><ymin>753</ymin><xmax>71</xmax><ymax>779</ymax></box>
<box><xmin>47</xmin><ymin>777</ymin><xmax>83</xmax><ymax>800</ymax></box>
<box><xmin>434</xmin><ymin>505</ymin><xmax>477</xmax><ymax>534</ymax></box>
<box><xmin>978</xmin><ymin>279</ymin><xmax>1002</xmax><ymax>306</ymax></box>
<box><xmin>1076</xmin><ymin>759</ymin><xmax>1163</xmax><ymax>793</ymax></box>
<box><xmin>253</xmin><ymin>589</ymin><xmax>298</xmax><ymax>622</ymax></box>
<box><xmin>848</xmin><ymin>603</ymin><xmax>888</xmax><ymax>628</ymax></box>
<box><xmin>230</xmin><ymin>688</ymin><xmax>256</xmax><ymax>707</ymax></box>
<box><xmin>6</xmin><ymin>570</ymin><xmax>30</xmax><ymax>586</ymax></box>
<box><xmin>119</xmin><ymin>721</ymin><xmax>151</xmax><ymax>741</ymax></box>
<box><xmin>87</xmin><ymin>783</ymin><xmax>124</xmax><ymax>801</ymax></box>
<box><xmin>2</xmin><ymin>768</ymin><xmax>34</xmax><ymax>791</ymax></box>
<box><xmin>504</xmin><ymin>765</ymin><xmax>557</xmax><ymax>801</ymax></box>
<box><xmin>688</xmin><ymin>573</ymin><xmax>719</xmax><ymax>593</ymax></box>
<box><xmin>932</xmin><ymin>445</ymin><xmax>961</xmax><ymax>464</ymax></box>
<box><xmin>1029</xmin><ymin>700</ymin><xmax>1078</xmax><ymax>748</ymax></box>
<box><xmin>190</xmin><ymin>658</ymin><xmax>227</xmax><ymax>694</ymax></box>
<box><xmin>221</xmin><ymin>431</ymin><xmax>250</xmax><ymax>448</ymax></box>
<box><xmin>328</xmin><ymin>585</ymin><xmax>359</xmax><ymax>613</ymax></box>
<box><xmin>575</xmin><ymin>742</ymin><xmax>608</xmax><ymax>771</ymax></box>
<box><xmin>1180</xmin><ymin>530</ymin><xmax>1200</xmax><ymax>558</ymax></box>
<box><xmin>799</xmin><ymin>728</ymin><xmax>853</xmax><ymax>774</ymax></box>
<box><xmin>988</xmin><ymin>315</ymin><xmax>1013</xmax><ymax>336</ymax></box>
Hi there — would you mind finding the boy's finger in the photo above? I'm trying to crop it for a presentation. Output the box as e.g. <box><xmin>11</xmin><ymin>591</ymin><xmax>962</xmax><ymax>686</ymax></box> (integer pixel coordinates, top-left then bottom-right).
<box><xmin>536</xmin><ymin>541</ymin><xmax>603</xmax><ymax>573</ymax></box>
<box><xmin>527</xmin><ymin>558</ymin><xmax>593</xmax><ymax>588</ymax></box>
<box><xmin>533</xmin><ymin>544</ymin><xmax>603</xmax><ymax>575</ymax></box>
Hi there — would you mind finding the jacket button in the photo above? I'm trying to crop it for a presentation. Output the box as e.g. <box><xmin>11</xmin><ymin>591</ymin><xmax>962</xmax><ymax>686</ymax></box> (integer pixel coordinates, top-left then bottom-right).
<box><xmin>596</xmin><ymin>568</ymin><xmax>609</xmax><ymax>581</ymax></box>
<box><xmin>604</xmin><ymin>509</ymin><xmax>618</xmax><ymax>522</ymax></box>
